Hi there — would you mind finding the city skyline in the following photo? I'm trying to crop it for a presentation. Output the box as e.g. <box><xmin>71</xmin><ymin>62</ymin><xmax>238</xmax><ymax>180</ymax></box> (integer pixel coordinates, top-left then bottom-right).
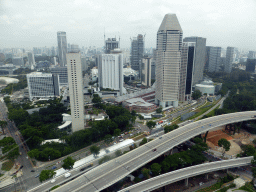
<box><xmin>1</xmin><ymin>0</ymin><xmax>256</xmax><ymax>50</ymax></box>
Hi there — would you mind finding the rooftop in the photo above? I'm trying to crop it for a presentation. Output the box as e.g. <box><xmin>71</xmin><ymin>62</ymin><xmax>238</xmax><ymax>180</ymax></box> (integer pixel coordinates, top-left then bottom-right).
<box><xmin>158</xmin><ymin>14</ymin><xmax>182</xmax><ymax>32</ymax></box>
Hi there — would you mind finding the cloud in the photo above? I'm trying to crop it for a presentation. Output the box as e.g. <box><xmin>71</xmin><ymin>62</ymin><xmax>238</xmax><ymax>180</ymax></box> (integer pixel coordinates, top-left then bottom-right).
<box><xmin>0</xmin><ymin>15</ymin><xmax>12</xmax><ymax>24</ymax></box>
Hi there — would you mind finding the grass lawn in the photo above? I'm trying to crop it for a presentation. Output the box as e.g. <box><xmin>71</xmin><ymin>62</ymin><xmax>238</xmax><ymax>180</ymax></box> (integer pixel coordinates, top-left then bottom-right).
<box><xmin>1</xmin><ymin>160</ymin><xmax>14</xmax><ymax>171</ymax></box>
<box><xmin>196</xmin><ymin>182</ymin><xmax>223</xmax><ymax>192</ymax></box>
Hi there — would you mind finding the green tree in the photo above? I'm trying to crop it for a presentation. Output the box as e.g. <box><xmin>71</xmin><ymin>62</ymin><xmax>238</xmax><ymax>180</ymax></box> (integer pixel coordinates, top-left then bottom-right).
<box><xmin>138</xmin><ymin>114</ymin><xmax>144</xmax><ymax>120</ymax></box>
<box><xmin>150</xmin><ymin>163</ymin><xmax>161</xmax><ymax>176</ymax></box>
<box><xmin>90</xmin><ymin>145</ymin><xmax>100</xmax><ymax>157</ymax></box>
<box><xmin>156</xmin><ymin>107</ymin><xmax>162</xmax><ymax>113</ymax></box>
<box><xmin>131</xmin><ymin>110</ymin><xmax>137</xmax><ymax>116</ymax></box>
<box><xmin>146</xmin><ymin>121</ymin><xmax>156</xmax><ymax>134</ymax></box>
<box><xmin>115</xmin><ymin>150</ymin><xmax>122</xmax><ymax>157</ymax></box>
<box><xmin>218</xmin><ymin>138</ymin><xmax>231</xmax><ymax>155</ymax></box>
<box><xmin>28</xmin><ymin>149</ymin><xmax>40</xmax><ymax>159</ymax></box>
<box><xmin>92</xmin><ymin>94</ymin><xmax>102</xmax><ymax>108</ymax></box>
<box><xmin>141</xmin><ymin>168</ymin><xmax>150</xmax><ymax>179</ymax></box>
<box><xmin>0</xmin><ymin>120</ymin><xmax>7</xmax><ymax>134</ymax></box>
<box><xmin>98</xmin><ymin>155</ymin><xmax>112</xmax><ymax>164</ymax></box>
<box><xmin>114</xmin><ymin>129</ymin><xmax>121</xmax><ymax>137</ymax></box>
<box><xmin>62</xmin><ymin>156</ymin><xmax>76</xmax><ymax>170</ymax></box>
<box><xmin>39</xmin><ymin>170</ymin><xmax>56</xmax><ymax>182</ymax></box>
<box><xmin>243</xmin><ymin>145</ymin><xmax>256</xmax><ymax>157</ymax></box>
<box><xmin>164</xmin><ymin>124</ymin><xmax>179</xmax><ymax>133</ymax></box>
<box><xmin>192</xmin><ymin>90</ymin><xmax>202</xmax><ymax>100</ymax></box>
<box><xmin>104</xmin><ymin>134</ymin><xmax>113</xmax><ymax>145</ymax></box>
<box><xmin>252</xmin><ymin>167</ymin><xmax>256</xmax><ymax>178</ymax></box>
<box><xmin>139</xmin><ymin>138</ymin><xmax>148</xmax><ymax>146</ymax></box>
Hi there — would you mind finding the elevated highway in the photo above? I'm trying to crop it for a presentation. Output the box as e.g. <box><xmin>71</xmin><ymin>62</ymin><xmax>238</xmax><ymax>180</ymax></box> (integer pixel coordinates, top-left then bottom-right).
<box><xmin>119</xmin><ymin>157</ymin><xmax>253</xmax><ymax>192</ymax></box>
<box><xmin>50</xmin><ymin>111</ymin><xmax>256</xmax><ymax>192</ymax></box>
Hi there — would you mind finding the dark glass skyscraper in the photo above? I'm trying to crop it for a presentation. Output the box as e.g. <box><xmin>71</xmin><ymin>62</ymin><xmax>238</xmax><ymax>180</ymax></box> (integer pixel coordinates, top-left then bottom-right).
<box><xmin>183</xmin><ymin>37</ymin><xmax>206</xmax><ymax>85</ymax></box>
<box><xmin>57</xmin><ymin>31</ymin><xmax>67</xmax><ymax>67</ymax></box>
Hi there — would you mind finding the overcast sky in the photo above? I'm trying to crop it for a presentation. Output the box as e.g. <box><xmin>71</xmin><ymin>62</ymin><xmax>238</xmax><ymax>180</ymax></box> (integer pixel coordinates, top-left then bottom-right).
<box><xmin>1</xmin><ymin>0</ymin><xmax>256</xmax><ymax>50</ymax></box>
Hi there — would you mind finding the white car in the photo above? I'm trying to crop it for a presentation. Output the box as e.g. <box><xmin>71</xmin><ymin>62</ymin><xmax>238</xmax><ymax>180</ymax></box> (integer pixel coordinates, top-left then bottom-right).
<box><xmin>119</xmin><ymin>139</ymin><xmax>124</xmax><ymax>142</ymax></box>
<box><xmin>65</xmin><ymin>172</ymin><xmax>71</xmax><ymax>178</ymax></box>
<box><xmin>51</xmin><ymin>179</ymin><xmax>56</xmax><ymax>183</ymax></box>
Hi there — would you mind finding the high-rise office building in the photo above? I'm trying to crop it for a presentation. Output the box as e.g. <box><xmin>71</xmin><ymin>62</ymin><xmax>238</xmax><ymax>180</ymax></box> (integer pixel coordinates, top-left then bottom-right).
<box><xmin>183</xmin><ymin>37</ymin><xmax>206</xmax><ymax>85</ymax></box>
<box><xmin>184</xmin><ymin>42</ymin><xmax>196</xmax><ymax>100</ymax></box>
<box><xmin>246</xmin><ymin>59</ymin><xmax>256</xmax><ymax>73</ymax></box>
<box><xmin>151</xmin><ymin>49</ymin><xmax>157</xmax><ymax>80</ymax></box>
<box><xmin>179</xmin><ymin>44</ymin><xmax>188</xmax><ymax>102</ymax></box>
<box><xmin>155</xmin><ymin>14</ymin><xmax>183</xmax><ymax>108</ymax></box>
<box><xmin>105</xmin><ymin>38</ymin><xmax>119</xmax><ymax>54</ymax></box>
<box><xmin>206</xmin><ymin>46</ymin><xmax>222</xmax><ymax>72</ymax></box>
<box><xmin>57</xmin><ymin>31</ymin><xmax>68</xmax><ymax>67</ymax></box>
<box><xmin>27</xmin><ymin>52</ymin><xmax>35</xmax><ymax>69</ymax></box>
<box><xmin>130</xmin><ymin>34</ymin><xmax>144</xmax><ymax>76</ymax></box>
<box><xmin>12</xmin><ymin>57</ymin><xmax>24</xmax><ymax>66</ymax></box>
<box><xmin>224</xmin><ymin>47</ymin><xmax>234</xmax><ymax>73</ymax></box>
<box><xmin>71</xmin><ymin>44</ymin><xmax>80</xmax><ymax>53</ymax></box>
<box><xmin>248</xmin><ymin>51</ymin><xmax>256</xmax><ymax>59</ymax></box>
<box><xmin>50</xmin><ymin>67</ymin><xmax>68</xmax><ymax>87</ymax></box>
<box><xmin>98</xmin><ymin>49</ymin><xmax>123</xmax><ymax>95</ymax></box>
<box><xmin>141</xmin><ymin>57</ymin><xmax>151</xmax><ymax>87</ymax></box>
<box><xmin>27</xmin><ymin>72</ymin><xmax>60</xmax><ymax>101</ymax></box>
<box><xmin>67</xmin><ymin>52</ymin><xmax>84</xmax><ymax>132</ymax></box>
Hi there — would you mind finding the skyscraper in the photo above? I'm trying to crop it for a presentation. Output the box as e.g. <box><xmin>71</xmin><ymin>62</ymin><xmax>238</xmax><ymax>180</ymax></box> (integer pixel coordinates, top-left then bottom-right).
<box><xmin>248</xmin><ymin>51</ymin><xmax>256</xmax><ymax>59</ymax></box>
<box><xmin>246</xmin><ymin>59</ymin><xmax>256</xmax><ymax>73</ymax></box>
<box><xmin>155</xmin><ymin>14</ymin><xmax>183</xmax><ymax>108</ymax></box>
<box><xmin>183</xmin><ymin>37</ymin><xmax>206</xmax><ymax>85</ymax></box>
<box><xmin>130</xmin><ymin>34</ymin><xmax>144</xmax><ymax>77</ymax></box>
<box><xmin>57</xmin><ymin>31</ymin><xmax>68</xmax><ymax>67</ymax></box>
<box><xmin>98</xmin><ymin>50</ymin><xmax>123</xmax><ymax>95</ymax></box>
<box><xmin>141</xmin><ymin>57</ymin><xmax>152</xmax><ymax>87</ymax></box>
<box><xmin>206</xmin><ymin>46</ymin><xmax>222</xmax><ymax>72</ymax></box>
<box><xmin>67</xmin><ymin>51</ymin><xmax>84</xmax><ymax>132</ymax></box>
<box><xmin>105</xmin><ymin>38</ymin><xmax>119</xmax><ymax>54</ymax></box>
<box><xmin>27</xmin><ymin>72</ymin><xmax>60</xmax><ymax>101</ymax></box>
<box><xmin>27</xmin><ymin>52</ymin><xmax>35</xmax><ymax>70</ymax></box>
<box><xmin>224</xmin><ymin>47</ymin><xmax>234</xmax><ymax>73</ymax></box>
<box><xmin>184</xmin><ymin>42</ymin><xmax>196</xmax><ymax>100</ymax></box>
<box><xmin>50</xmin><ymin>67</ymin><xmax>68</xmax><ymax>87</ymax></box>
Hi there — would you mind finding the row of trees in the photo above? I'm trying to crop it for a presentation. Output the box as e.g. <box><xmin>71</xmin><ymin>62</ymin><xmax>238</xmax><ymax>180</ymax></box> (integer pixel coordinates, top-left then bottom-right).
<box><xmin>1</xmin><ymin>75</ymin><xmax>28</xmax><ymax>95</ymax></box>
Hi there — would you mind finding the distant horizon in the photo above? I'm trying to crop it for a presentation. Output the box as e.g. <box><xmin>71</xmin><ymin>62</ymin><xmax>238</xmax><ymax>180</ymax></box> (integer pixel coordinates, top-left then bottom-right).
<box><xmin>1</xmin><ymin>0</ymin><xmax>256</xmax><ymax>50</ymax></box>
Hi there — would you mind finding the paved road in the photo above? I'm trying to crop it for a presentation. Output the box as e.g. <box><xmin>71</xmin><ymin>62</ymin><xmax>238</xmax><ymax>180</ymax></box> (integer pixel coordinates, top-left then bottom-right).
<box><xmin>53</xmin><ymin>111</ymin><xmax>256</xmax><ymax>192</ymax></box>
<box><xmin>0</xmin><ymin>100</ymin><xmax>35</xmax><ymax>191</ymax></box>
<box><xmin>119</xmin><ymin>157</ymin><xmax>253</xmax><ymax>192</ymax></box>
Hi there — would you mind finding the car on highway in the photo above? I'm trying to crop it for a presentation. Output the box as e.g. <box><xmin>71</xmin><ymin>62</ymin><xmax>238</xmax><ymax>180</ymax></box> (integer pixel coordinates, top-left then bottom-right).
<box><xmin>159</xmin><ymin>137</ymin><xmax>162</xmax><ymax>139</ymax></box>
<box><xmin>35</xmin><ymin>174</ymin><xmax>40</xmax><ymax>178</ymax></box>
<box><xmin>152</xmin><ymin>148</ymin><xmax>157</xmax><ymax>152</ymax></box>
<box><xmin>52</xmin><ymin>166</ymin><xmax>57</xmax><ymax>170</ymax></box>
<box><xmin>31</xmin><ymin>170</ymin><xmax>35</xmax><ymax>172</ymax></box>
<box><xmin>65</xmin><ymin>172</ymin><xmax>71</xmax><ymax>178</ymax></box>
<box><xmin>51</xmin><ymin>179</ymin><xmax>56</xmax><ymax>183</ymax></box>
<box><xmin>119</xmin><ymin>139</ymin><xmax>124</xmax><ymax>142</ymax></box>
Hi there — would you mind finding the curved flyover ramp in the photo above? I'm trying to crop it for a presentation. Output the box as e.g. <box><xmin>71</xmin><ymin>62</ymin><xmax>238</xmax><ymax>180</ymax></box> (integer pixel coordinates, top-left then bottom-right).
<box><xmin>53</xmin><ymin>111</ymin><xmax>256</xmax><ymax>192</ymax></box>
<box><xmin>119</xmin><ymin>157</ymin><xmax>253</xmax><ymax>192</ymax></box>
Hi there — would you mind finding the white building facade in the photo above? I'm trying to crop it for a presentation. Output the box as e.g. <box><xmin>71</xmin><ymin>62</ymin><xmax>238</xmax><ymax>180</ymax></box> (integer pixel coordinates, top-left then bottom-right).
<box><xmin>67</xmin><ymin>52</ymin><xmax>85</xmax><ymax>132</ymax></box>
<box><xmin>98</xmin><ymin>51</ymin><xmax>123</xmax><ymax>94</ymax></box>
<box><xmin>27</xmin><ymin>72</ymin><xmax>60</xmax><ymax>101</ymax></box>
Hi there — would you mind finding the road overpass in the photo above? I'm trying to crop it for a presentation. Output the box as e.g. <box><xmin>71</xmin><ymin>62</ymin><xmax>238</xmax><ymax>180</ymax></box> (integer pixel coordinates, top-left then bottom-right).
<box><xmin>50</xmin><ymin>111</ymin><xmax>256</xmax><ymax>192</ymax></box>
<box><xmin>119</xmin><ymin>156</ymin><xmax>253</xmax><ymax>192</ymax></box>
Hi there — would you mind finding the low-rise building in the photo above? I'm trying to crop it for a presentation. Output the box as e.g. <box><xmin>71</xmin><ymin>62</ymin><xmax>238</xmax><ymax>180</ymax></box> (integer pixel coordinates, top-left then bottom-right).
<box><xmin>122</xmin><ymin>97</ymin><xmax>157</xmax><ymax>113</ymax></box>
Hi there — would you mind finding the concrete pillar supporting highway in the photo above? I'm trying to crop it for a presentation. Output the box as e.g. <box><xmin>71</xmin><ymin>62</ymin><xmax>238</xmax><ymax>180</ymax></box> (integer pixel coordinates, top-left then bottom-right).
<box><xmin>205</xmin><ymin>174</ymin><xmax>209</xmax><ymax>180</ymax></box>
<box><xmin>185</xmin><ymin>178</ymin><xmax>189</xmax><ymax>187</ymax></box>
<box><xmin>170</xmin><ymin>149</ymin><xmax>173</xmax><ymax>155</ymax></box>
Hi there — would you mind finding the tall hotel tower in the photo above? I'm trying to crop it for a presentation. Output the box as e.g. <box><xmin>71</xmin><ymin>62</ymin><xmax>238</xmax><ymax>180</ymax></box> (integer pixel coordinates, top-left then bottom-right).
<box><xmin>67</xmin><ymin>51</ymin><xmax>85</xmax><ymax>132</ymax></box>
<box><xmin>57</xmin><ymin>31</ymin><xmax>68</xmax><ymax>67</ymax></box>
<box><xmin>155</xmin><ymin>14</ymin><xmax>183</xmax><ymax>108</ymax></box>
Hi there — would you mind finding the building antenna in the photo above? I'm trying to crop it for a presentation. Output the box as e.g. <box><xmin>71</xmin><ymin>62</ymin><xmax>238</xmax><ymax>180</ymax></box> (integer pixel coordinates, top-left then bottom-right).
<box><xmin>104</xmin><ymin>27</ymin><xmax>106</xmax><ymax>51</ymax></box>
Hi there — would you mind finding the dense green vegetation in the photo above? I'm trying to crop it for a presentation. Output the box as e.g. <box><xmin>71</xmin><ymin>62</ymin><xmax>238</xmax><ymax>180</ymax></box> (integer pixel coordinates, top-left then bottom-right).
<box><xmin>39</xmin><ymin>170</ymin><xmax>56</xmax><ymax>182</ymax></box>
<box><xmin>13</xmin><ymin>68</ymin><xmax>34</xmax><ymax>75</ymax></box>
<box><xmin>1</xmin><ymin>75</ymin><xmax>28</xmax><ymax>94</ymax></box>
<box><xmin>192</xmin><ymin>89</ymin><xmax>202</xmax><ymax>100</ymax></box>
<box><xmin>0</xmin><ymin>137</ymin><xmax>19</xmax><ymax>159</ymax></box>
<box><xmin>5</xmin><ymin>96</ymin><xmax>135</xmax><ymax>161</ymax></box>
